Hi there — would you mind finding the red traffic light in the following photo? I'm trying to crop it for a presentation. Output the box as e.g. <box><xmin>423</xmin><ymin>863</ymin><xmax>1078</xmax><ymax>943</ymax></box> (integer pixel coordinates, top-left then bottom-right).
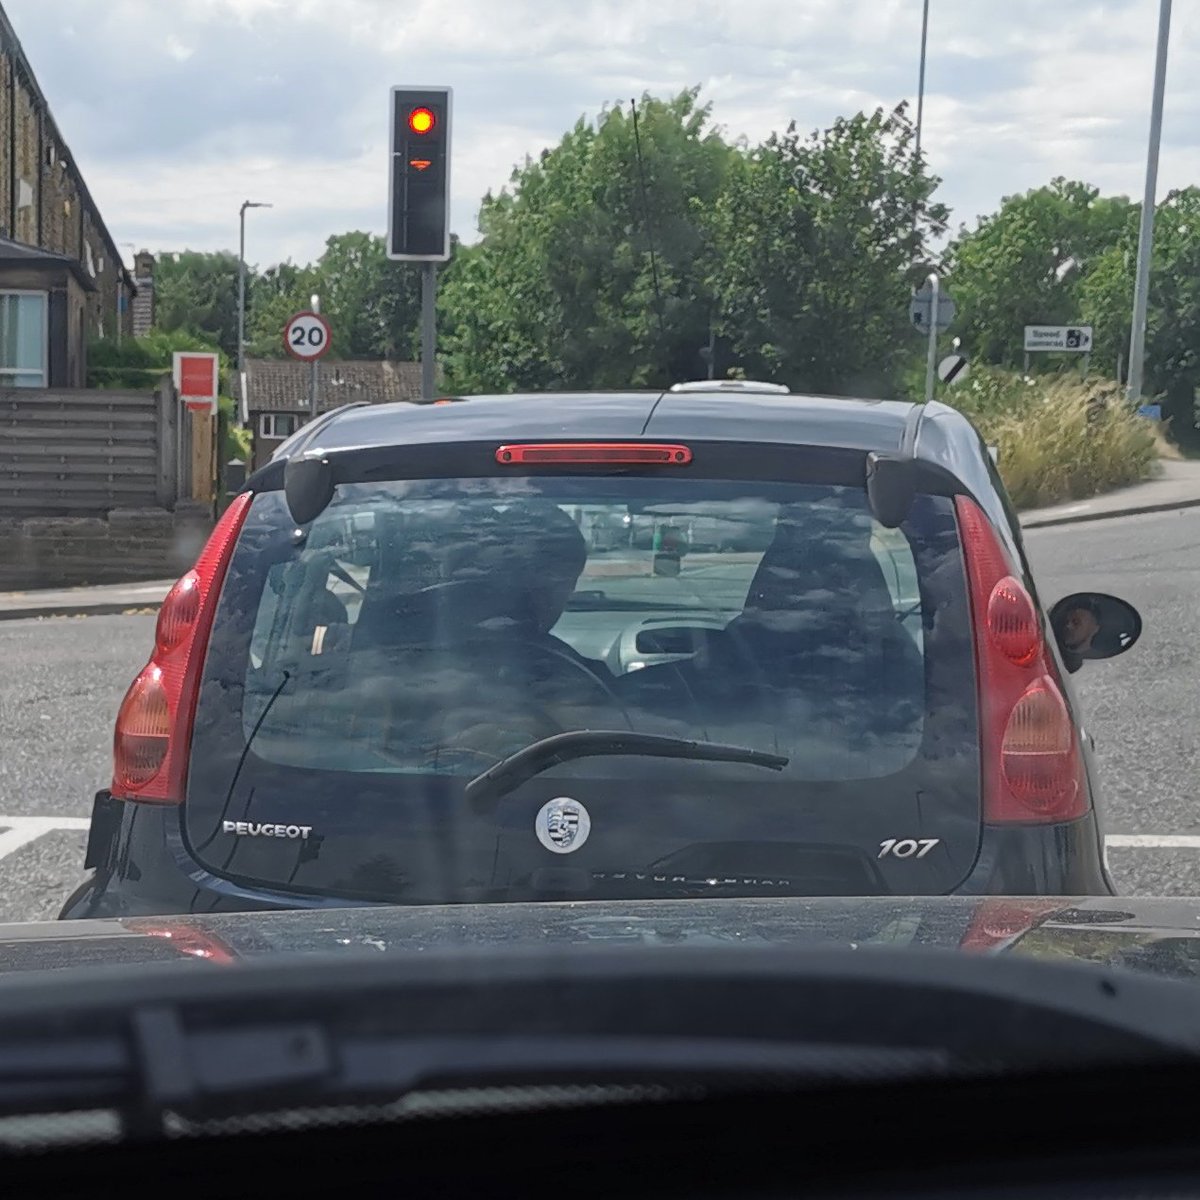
<box><xmin>408</xmin><ymin>107</ymin><xmax>436</xmax><ymax>135</ymax></box>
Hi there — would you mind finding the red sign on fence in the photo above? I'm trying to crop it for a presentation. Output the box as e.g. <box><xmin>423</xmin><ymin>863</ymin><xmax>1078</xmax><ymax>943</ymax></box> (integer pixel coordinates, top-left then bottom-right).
<box><xmin>172</xmin><ymin>351</ymin><xmax>219</xmax><ymax>415</ymax></box>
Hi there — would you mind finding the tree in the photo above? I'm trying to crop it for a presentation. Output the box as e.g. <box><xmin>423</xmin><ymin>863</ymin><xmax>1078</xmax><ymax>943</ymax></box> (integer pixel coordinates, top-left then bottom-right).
<box><xmin>944</xmin><ymin>179</ymin><xmax>1133</xmax><ymax>367</ymax></box>
<box><xmin>246</xmin><ymin>260</ymin><xmax>318</xmax><ymax>359</ymax></box>
<box><xmin>707</xmin><ymin>103</ymin><xmax>948</xmax><ymax>395</ymax></box>
<box><xmin>153</xmin><ymin>251</ymin><xmax>244</xmax><ymax>359</ymax></box>
<box><xmin>314</xmin><ymin>232</ymin><xmax>425</xmax><ymax>359</ymax></box>
<box><xmin>439</xmin><ymin>88</ymin><xmax>735</xmax><ymax>392</ymax></box>
<box><xmin>1081</xmin><ymin>186</ymin><xmax>1200</xmax><ymax>442</ymax></box>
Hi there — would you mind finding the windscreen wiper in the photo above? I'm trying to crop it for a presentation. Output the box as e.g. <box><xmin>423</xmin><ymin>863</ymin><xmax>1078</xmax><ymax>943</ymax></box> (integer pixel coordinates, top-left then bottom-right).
<box><xmin>464</xmin><ymin>730</ymin><xmax>788</xmax><ymax>805</ymax></box>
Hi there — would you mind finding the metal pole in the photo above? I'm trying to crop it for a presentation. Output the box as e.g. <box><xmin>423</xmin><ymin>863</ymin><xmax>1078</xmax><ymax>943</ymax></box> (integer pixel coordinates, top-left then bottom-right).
<box><xmin>910</xmin><ymin>0</ymin><xmax>931</xmax><ymax>243</ymax></box>
<box><xmin>924</xmin><ymin>272</ymin><xmax>939</xmax><ymax>404</ymax></box>
<box><xmin>237</xmin><ymin>202</ymin><xmax>247</xmax><ymax>383</ymax></box>
<box><xmin>421</xmin><ymin>262</ymin><xmax>437</xmax><ymax>400</ymax></box>
<box><xmin>1126</xmin><ymin>0</ymin><xmax>1172</xmax><ymax>405</ymax></box>
<box><xmin>310</xmin><ymin>292</ymin><xmax>320</xmax><ymax>421</ymax></box>
<box><xmin>914</xmin><ymin>0</ymin><xmax>930</xmax><ymax>168</ymax></box>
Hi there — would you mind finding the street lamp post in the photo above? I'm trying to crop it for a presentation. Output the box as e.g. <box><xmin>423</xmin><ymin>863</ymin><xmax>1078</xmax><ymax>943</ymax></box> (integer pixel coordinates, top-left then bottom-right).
<box><xmin>237</xmin><ymin>200</ymin><xmax>272</xmax><ymax>422</ymax></box>
<box><xmin>914</xmin><ymin>0</ymin><xmax>930</xmax><ymax>170</ymax></box>
<box><xmin>1126</xmin><ymin>0</ymin><xmax>1172</xmax><ymax>405</ymax></box>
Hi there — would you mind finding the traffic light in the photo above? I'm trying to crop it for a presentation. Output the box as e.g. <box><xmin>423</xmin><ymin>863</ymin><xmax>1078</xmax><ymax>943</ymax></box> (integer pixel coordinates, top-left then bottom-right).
<box><xmin>388</xmin><ymin>86</ymin><xmax>452</xmax><ymax>261</ymax></box>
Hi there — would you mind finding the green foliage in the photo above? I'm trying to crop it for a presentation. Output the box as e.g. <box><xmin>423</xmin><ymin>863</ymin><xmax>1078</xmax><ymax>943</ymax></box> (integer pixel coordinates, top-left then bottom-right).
<box><xmin>218</xmin><ymin>393</ymin><xmax>252</xmax><ymax>464</ymax></box>
<box><xmin>440</xmin><ymin>88</ymin><xmax>734</xmax><ymax>392</ymax></box>
<box><xmin>947</xmin><ymin>367</ymin><xmax>1157</xmax><ymax>509</ymax></box>
<box><xmin>1080</xmin><ymin>186</ymin><xmax>1200</xmax><ymax>443</ymax></box>
<box><xmin>245</xmin><ymin>259</ymin><xmax>318</xmax><ymax>359</ymax></box>
<box><xmin>87</xmin><ymin>328</ymin><xmax>223</xmax><ymax>389</ymax></box>
<box><xmin>709</xmin><ymin>103</ymin><xmax>947</xmax><ymax>396</ymax></box>
<box><xmin>153</xmin><ymin>251</ymin><xmax>243</xmax><ymax>358</ymax></box>
<box><xmin>945</xmin><ymin>179</ymin><xmax>1133</xmax><ymax>368</ymax></box>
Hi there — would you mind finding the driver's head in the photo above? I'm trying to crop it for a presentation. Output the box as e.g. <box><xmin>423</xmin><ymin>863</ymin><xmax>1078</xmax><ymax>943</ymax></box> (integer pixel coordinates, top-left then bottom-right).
<box><xmin>1060</xmin><ymin>599</ymin><xmax>1102</xmax><ymax>653</ymax></box>
<box><xmin>517</xmin><ymin>503</ymin><xmax>588</xmax><ymax>633</ymax></box>
<box><xmin>442</xmin><ymin>501</ymin><xmax>588</xmax><ymax>634</ymax></box>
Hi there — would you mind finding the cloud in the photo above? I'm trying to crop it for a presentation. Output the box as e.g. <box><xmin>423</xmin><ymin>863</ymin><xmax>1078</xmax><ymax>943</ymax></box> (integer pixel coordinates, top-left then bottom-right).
<box><xmin>2</xmin><ymin>0</ymin><xmax>1198</xmax><ymax>266</ymax></box>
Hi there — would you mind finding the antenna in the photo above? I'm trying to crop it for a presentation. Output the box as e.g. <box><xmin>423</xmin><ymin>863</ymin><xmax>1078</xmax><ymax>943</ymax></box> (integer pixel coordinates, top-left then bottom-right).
<box><xmin>629</xmin><ymin>98</ymin><xmax>668</xmax><ymax>354</ymax></box>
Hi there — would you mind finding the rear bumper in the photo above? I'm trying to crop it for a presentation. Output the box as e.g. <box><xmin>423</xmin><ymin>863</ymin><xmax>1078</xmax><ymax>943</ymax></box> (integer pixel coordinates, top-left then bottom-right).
<box><xmin>59</xmin><ymin>796</ymin><xmax>1116</xmax><ymax>921</ymax></box>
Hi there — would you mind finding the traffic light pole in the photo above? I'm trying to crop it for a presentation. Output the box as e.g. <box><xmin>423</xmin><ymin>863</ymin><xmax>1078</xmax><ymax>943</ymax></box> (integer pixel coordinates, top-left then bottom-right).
<box><xmin>421</xmin><ymin>262</ymin><xmax>437</xmax><ymax>400</ymax></box>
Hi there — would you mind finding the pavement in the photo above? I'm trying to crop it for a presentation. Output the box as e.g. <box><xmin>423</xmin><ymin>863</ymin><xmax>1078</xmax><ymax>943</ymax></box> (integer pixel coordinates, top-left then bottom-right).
<box><xmin>1019</xmin><ymin>458</ymin><xmax>1200</xmax><ymax>528</ymax></box>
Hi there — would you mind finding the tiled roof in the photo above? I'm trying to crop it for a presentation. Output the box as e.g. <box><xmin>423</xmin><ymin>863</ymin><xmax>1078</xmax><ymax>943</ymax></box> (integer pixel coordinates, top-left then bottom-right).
<box><xmin>236</xmin><ymin>359</ymin><xmax>423</xmax><ymax>413</ymax></box>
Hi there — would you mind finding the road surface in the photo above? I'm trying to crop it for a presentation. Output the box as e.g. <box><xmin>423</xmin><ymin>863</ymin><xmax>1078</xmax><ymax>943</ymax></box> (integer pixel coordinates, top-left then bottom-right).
<box><xmin>0</xmin><ymin>505</ymin><xmax>1196</xmax><ymax>923</ymax></box>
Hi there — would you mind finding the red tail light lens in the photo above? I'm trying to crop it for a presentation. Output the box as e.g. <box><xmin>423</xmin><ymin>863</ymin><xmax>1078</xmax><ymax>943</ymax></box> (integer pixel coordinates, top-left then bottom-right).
<box><xmin>986</xmin><ymin>576</ymin><xmax>1039</xmax><ymax>666</ymax></box>
<box><xmin>112</xmin><ymin>666</ymin><xmax>170</xmax><ymax>791</ymax></box>
<box><xmin>1001</xmin><ymin>678</ymin><xmax>1078</xmax><ymax>813</ymax></box>
<box><xmin>496</xmin><ymin>443</ymin><xmax>693</xmax><ymax>466</ymax></box>
<box><xmin>155</xmin><ymin>570</ymin><xmax>201</xmax><ymax>655</ymax></box>
<box><xmin>111</xmin><ymin>494</ymin><xmax>253</xmax><ymax>803</ymax></box>
<box><xmin>956</xmin><ymin>496</ymin><xmax>1086</xmax><ymax>825</ymax></box>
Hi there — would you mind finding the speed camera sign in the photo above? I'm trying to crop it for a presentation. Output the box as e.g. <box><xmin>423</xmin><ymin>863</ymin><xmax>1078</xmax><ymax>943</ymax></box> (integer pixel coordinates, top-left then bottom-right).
<box><xmin>284</xmin><ymin>311</ymin><xmax>332</xmax><ymax>361</ymax></box>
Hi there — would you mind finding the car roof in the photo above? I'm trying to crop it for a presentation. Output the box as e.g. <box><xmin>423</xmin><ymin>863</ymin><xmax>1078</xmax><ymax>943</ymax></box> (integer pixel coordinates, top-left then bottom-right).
<box><xmin>294</xmin><ymin>389</ymin><xmax>920</xmax><ymax>458</ymax></box>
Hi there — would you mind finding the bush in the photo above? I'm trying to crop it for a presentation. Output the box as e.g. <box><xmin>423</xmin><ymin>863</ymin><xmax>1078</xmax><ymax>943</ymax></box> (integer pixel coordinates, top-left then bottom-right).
<box><xmin>949</xmin><ymin>369</ymin><xmax>1157</xmax><ymax>509</ymax></box>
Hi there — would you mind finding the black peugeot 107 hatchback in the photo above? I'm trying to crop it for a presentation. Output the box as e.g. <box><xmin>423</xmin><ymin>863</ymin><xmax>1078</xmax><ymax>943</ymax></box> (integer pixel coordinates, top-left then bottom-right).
<box><xmin>60</xmin><ymin>382</ymin><xmax>1142</xmax><ymax>919</ymax></box>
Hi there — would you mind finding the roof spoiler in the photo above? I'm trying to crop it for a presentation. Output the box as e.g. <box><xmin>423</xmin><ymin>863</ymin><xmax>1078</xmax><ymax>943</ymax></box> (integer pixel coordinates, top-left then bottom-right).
<box><xmin>284</xmin><ymin>453</ymin><xmax>335</xmax><ymax>526</ymax></box>
<box><xmin>865</xmin><ymin>453</ymin><xmax>915</xmax><ymax>529</ymax></box>
<box><xmin>865</xmin><ymin>402</ymin><xmax>924</xmax><ymax>529</ymax></box>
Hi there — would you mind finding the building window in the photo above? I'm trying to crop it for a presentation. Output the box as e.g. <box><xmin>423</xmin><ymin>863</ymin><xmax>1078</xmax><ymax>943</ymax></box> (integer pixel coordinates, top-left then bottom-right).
<box><xmin>84</xmin><ymin>243</ymin><xmax>96</xmax><ymax>278</ymax></box>
<box><xmin>259</xmin><ymin>413</ymin><xmax>299</xmax><ymax>439</ymax></box>
<box><xmin>0</xmin><ymin>291</ymin><xmax>48</xmax><ymax>387</ymax></box>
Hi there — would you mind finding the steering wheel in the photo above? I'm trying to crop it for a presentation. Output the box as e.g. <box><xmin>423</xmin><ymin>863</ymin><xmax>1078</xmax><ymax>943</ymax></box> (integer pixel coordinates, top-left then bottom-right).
<box><xmin>431</xmin><ymin>636</ymin><xmax>635</xmax><ymax>764</ymax></box>
<box><xmin>519</xmin><ymin>638</ymin><xmax>636</xmax><ymax>731</ymax></box>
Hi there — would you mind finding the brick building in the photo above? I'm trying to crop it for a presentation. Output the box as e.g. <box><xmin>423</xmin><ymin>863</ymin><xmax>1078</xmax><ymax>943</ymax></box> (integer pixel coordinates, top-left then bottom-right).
<box><xmin>0</xmin><ymin>4</ymin><xmax>134</xmax><ymax>387</ymax></box>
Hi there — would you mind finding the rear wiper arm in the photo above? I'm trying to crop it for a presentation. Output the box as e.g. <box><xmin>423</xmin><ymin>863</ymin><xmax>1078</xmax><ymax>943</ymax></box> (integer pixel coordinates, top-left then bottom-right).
<box><xmin>464</xmin><ymin>730</ymin><xmax>788</xmax><ymax>805</ymax></box>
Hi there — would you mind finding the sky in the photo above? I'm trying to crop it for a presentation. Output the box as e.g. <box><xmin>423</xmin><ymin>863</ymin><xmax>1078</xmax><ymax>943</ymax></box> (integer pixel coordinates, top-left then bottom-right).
<box><xmin>5</xmin><ymin>0</ymin><xmax>1200</xmax><ymax>271</ymax></box>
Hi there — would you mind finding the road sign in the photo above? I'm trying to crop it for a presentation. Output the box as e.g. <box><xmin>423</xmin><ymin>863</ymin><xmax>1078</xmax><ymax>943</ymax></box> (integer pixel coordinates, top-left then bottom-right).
<box><xmin>1138</xmin><ymin>404</ymin><xmax>1163</xmax><ymax>421</ymax></box>
<box><xmin>910</xmin><ymin>283</ymin><xmax>956</xmax><ymax>334</ymax></box>
<box><xmin>172</xmin><ymin>351</ymin><xmax>219</xmax><ymax>415</ymax></box>
<box><xmin>1023</xmin><ymin>325</ymin><xmax>1093</xmax><ymax>353</ymax></box>
<box><xmin>937</xmin><ymin>353</ymin><xmax>969</xmax><ymax>385</ymax></box>
<box><xmin>284</xmin><ymin>311</ymin><xmax>332</xmax><ymax>362</ymax></box>
<box><xmin>388</xmin><ymin>85</ymin><xmax>452</xmax><ymax>262</ymax></box>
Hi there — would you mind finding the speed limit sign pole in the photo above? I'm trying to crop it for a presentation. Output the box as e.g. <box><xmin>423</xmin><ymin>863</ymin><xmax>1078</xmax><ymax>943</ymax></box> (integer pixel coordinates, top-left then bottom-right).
<box><xmin>284</xmin><ymin>304</ymin><xmax>332</xmax><ymax>421</ymax></box>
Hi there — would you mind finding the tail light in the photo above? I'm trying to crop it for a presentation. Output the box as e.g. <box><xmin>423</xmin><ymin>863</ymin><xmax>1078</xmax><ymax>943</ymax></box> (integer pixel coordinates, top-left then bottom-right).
<box><xmin>956</xmin><ymin>496</ymin><xmax>1087</xmax><ymax>825</ymax></box>
<box><xmin>111</xmin><ymin>494</ymin><xmax>253</xmax><ymax>804</ymax></box>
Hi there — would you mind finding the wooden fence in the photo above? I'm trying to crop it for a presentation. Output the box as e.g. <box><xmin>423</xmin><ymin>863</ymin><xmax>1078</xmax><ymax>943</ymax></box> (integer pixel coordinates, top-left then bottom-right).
<box><xmin>0</xmin><ymin>384</ymin><xmax>195</xmax><ymax>517</ymax></box>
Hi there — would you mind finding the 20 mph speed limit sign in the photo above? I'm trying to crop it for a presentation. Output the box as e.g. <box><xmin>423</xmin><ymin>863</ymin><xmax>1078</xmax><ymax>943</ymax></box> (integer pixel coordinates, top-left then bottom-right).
<box><xmin>284</xmin><ymin>311</ymin><xmax>332</xmax><ymax>361</ymax></box>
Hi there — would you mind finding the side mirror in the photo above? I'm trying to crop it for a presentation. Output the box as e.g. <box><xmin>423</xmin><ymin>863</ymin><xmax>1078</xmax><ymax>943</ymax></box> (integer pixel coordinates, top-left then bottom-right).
<box><xmin>1049</xmin><ymin>592</ymin><xmax>1142</xmax><ymax>671</ymax></box>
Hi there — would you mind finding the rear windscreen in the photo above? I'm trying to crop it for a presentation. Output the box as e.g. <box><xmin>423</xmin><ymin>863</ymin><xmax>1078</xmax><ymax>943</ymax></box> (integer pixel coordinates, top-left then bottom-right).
<box><xmin>212</xmin><ymin>477</ymin><xmax>965</xmax><ymax>784</ymax></box>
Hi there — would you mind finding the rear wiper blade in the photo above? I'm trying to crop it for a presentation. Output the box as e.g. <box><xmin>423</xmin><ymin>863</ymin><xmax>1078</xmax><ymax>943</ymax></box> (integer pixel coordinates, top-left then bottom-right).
<box><xmin>464</xmin><ymin>730</ymin><xmax>788</xmax><ymax>805</ymax></box>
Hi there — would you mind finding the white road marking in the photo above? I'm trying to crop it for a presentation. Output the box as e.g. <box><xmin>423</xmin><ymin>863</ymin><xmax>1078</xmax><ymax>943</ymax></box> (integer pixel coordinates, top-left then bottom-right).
<box><xmin>1106</xmin><ymin>834</ymin><xmax>1200</xmax><ymax>850</ymax></box>
<box><xmin>0</xmin><ymin>817</ymin><xmax>89</xmax><ymax>860</ymax></box>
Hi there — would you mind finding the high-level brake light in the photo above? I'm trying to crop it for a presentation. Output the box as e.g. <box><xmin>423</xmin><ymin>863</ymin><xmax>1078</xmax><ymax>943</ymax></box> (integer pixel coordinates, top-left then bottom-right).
<box><xmin>496</xmin><ymin>443</ymin><xmax>693</xmax><ymax>466</ymax></box>
<box><xmin>956</xmin><ymin>495</ymin><xmax>1086</xmax><ymax>825</ymax></box>
<box><xmin>111</xmin><ymin>493</ymin><xmax>253</xmax><ymax>804</ymax></box>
